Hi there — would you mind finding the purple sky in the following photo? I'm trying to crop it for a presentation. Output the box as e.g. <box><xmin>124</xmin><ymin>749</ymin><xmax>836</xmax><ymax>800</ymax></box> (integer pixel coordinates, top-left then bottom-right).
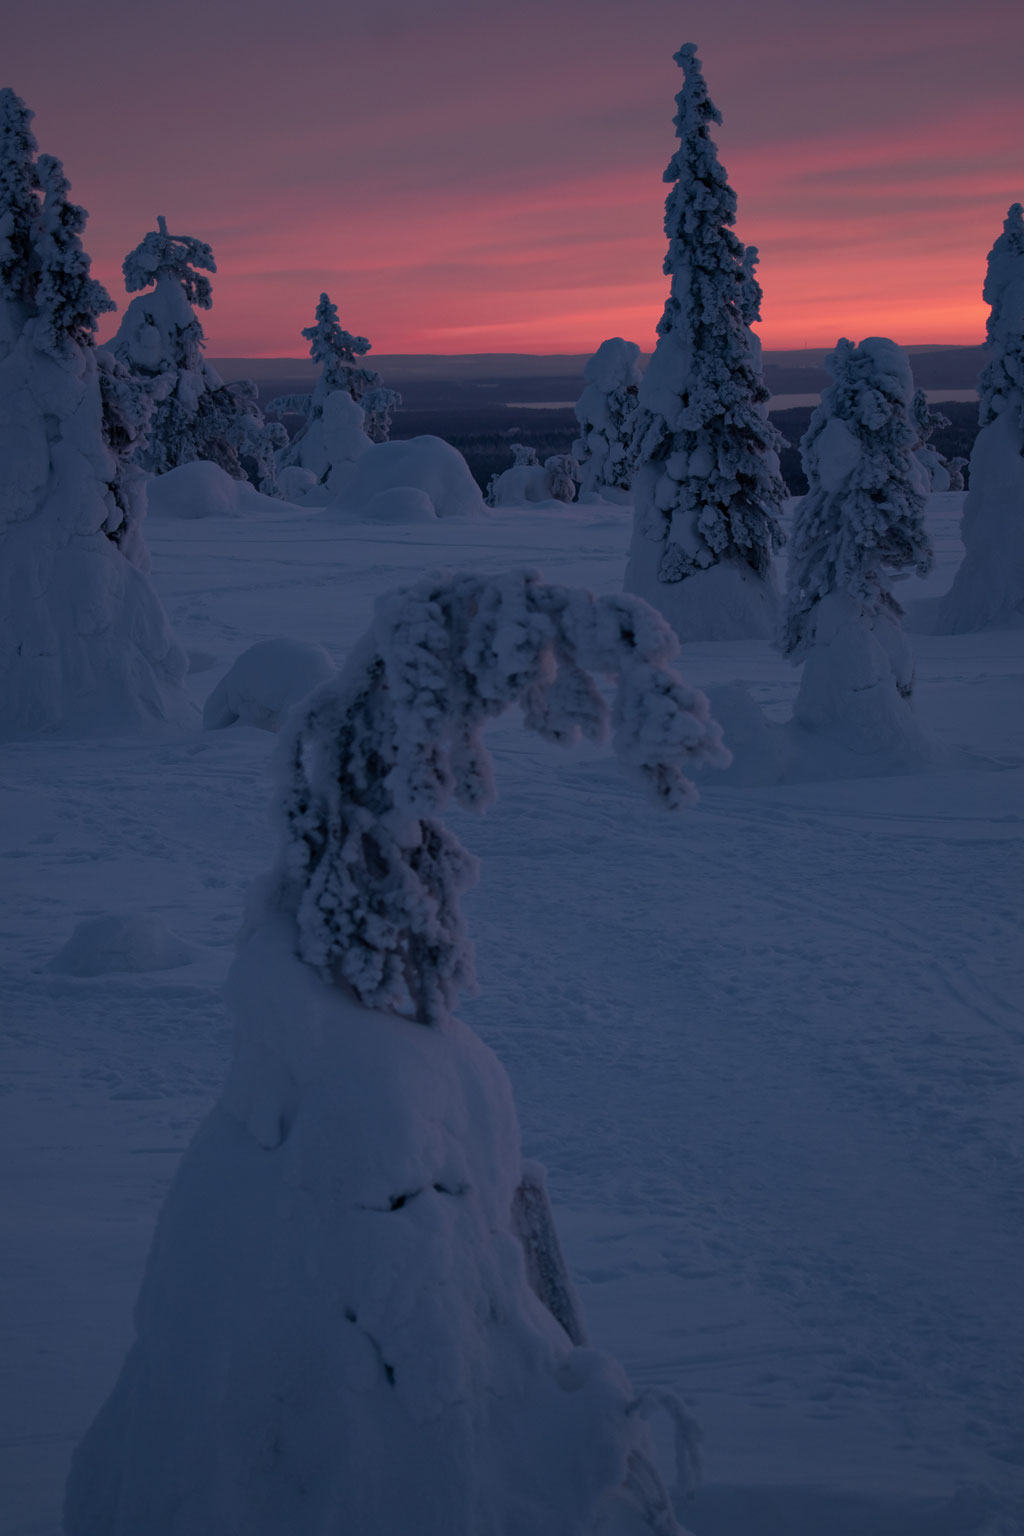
<box><xmin>5</xmin><ymin>0</ymin><xmax>1022</xmax><ymax>354</ymax></box>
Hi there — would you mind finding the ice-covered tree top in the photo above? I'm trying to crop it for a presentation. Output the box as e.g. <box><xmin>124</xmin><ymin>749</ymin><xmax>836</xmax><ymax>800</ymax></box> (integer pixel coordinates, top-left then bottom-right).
<box><xmin>631</xmin><ymin>43</ymin><xmax>785</xmax><ymax>579</ymax></box>
<box><xmin>911</xmin><ymin>386</ymin><xmax>949</xmax><ymax>442</ymax></box>
<box><xmin>0</xmin><ymin>87</ymin><xmax>40</xmax><ymax>310</ymax></box>
<box><xmin>783</xmin><ymin>336</ymin><xmax>933</xmax><ymax>657</ymax></box>
<box><xmin>32</xmin><ymin>154</ymin><xmax>114</xmax><ymax>357</ymax></box>
<box><xmin>304</xmin><ymin>291</ymin><xmax>371</xmax><ymax>374</ymax></box>
<box><xmin>978</xmin><ymin>202</ymin><xmax>1024</xmax><ymax>427</ymax></box>
<box><xmin>122</xmin><ymin>216</ymin><xmax>215</xmax><ymax>308</ymax></box>
<box><xmin>271</xmin><ymin>570</ymin><xmax>727</xmax><ymax>1025</ymax></box>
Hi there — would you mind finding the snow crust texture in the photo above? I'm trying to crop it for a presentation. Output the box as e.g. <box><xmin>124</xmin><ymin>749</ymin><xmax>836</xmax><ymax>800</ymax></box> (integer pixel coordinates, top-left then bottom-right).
<box><xmin>624</xmin><ymin>44</ymin><xmax>786</xmax><ymax>642</ymax></box>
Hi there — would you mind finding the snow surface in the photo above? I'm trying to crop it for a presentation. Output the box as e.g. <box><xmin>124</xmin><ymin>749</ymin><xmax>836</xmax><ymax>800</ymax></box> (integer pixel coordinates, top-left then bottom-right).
<box><xmin>2</xmin><ymin>491</ymin><xmax>1023</xmax><ymax>1534</ymax></box>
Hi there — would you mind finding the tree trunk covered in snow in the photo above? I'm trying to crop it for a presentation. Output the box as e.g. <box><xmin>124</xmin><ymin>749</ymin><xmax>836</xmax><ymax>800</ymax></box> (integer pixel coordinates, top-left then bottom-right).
<box><xmin>66</xmin><ymin>570</ymin><xmax>724</xmax><ymax>1536</ymax></box>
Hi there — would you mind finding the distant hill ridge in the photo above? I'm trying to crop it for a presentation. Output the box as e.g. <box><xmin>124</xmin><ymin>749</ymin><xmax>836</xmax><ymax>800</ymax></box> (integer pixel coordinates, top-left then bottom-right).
<box><xmin>212</xmin><ymin>347</ymin><xmax>985</xmax><ymax>397</ymax></box>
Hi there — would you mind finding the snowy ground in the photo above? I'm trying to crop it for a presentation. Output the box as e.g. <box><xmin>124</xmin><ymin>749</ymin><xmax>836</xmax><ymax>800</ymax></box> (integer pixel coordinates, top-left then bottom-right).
<box><xmin>2</xmin><ymin>492</ymin><xmax>1022</xmax><ymax>1535</ymax></box>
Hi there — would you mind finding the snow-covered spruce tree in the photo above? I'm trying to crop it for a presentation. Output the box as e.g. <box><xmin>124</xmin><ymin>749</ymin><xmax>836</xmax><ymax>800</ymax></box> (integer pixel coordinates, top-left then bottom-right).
<box><xmin>624</xmin><ymin>44</ymin><xmax>786</xmax><ymax>641</ymax></box>
<box><xmin>0</xmin><ymin>118</ymin><xmax>193</xmax><ymax>739</ymax></box>
<box><xmin>911</xmin><ymin>387</ymin><xmax>953</xmax><ymax>490</ymax></box>
<box><xmin>0</xmin><ymin>87</ymin><xmax>40</xmax><ymax>355</ymax></box>
<box><xmin>573</xmin><ymin>337</ymin><xmax>642</xmax><ymax>498</ymax></box>
<box><xmin>938</xmin><ymin>202</ymin><xmax>1024</xmax><ymax>632</ymax></box>
<box><xmin>66</xmin><ymin>569</ymin><xmax>724</xmax><ymax>1536</ymax></box>
<box><xmin>111</xmin><ymin>217</ymin><xmax>278</xmax><ymax>483</ymax></box>
<box><xmin>782</xmin><ymin>337</ymin><xmax>934</xmax><ymax>768</ymax></box>
<box><xmin>270</xmin><ymin>292</ymin><xmax>401</xmax><ymax>477</ymax></box>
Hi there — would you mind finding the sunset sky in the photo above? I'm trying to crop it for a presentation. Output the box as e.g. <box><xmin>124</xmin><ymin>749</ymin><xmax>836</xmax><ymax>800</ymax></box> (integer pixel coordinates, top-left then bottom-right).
<box><xmin>5</xmin><ymin>0</ymin><xmax>1022</xmax><ymax>356</ymax></box>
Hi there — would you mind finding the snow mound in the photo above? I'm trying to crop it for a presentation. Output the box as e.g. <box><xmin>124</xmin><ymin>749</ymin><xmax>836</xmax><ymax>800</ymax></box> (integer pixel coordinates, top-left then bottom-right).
<box><xmin>275</xmin><ymin>465</ymin><xmax>318</xmax><ymax>501</ymax></box>
<box><xmin>361</xmin><ymin>486</ymin><xmax>437</xmax><ymax>523</ymax></box>
<box><xmin>50</xmin><ymin>913</ymin><xmax>198</xmax><ymax>976</ymax></box>
<box><xmin>203</xmin><ymin>639</ymin><xmax>336</xmax><ymax>732</ymax></box>
<box><xmin>64</xmin><ymin>920</ymin><xmax>688</xmax><ymax>1536</ymax></box>
<box><xmin>332</xmin><ymin>434</ymin><xmax>485</xmax><ymax>519</ymax></box>
<box><xmin>146</xmin><ymin>460</ymin><xmax>277</xmax><ymax>520</ymax></box>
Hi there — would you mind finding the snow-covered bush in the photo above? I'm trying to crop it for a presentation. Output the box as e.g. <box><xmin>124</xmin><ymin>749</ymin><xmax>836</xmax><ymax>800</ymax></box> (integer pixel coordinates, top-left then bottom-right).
<box><xmin>624</xmin><ymin>44</ymin><xmax>786</xmax><ymax>641</ymax></box>
<box><xmin>111</xmin><ymin>217</ymin><xmax>279</xmax><ymax>485</ymax></box>
<box><xmin>573</xmin><ymin>337</ymin><xmax>642</xmax><ymax>497</ymax></box>
<box><xmin>544</xmin><ymin>452</ymin><xmax>578</xmax><ymax>503</ymax></box>
<box><xmin>330</xmin><ymin>433</ymin><xmax>485</xmax><ymax>519</ymax></box>
<box><xmin>487</xmin><ymin>444</ymin><xmax>576</xmax><ymax>509</ymax></box>
<box><xmin>66</xmin><ymin>569</ymin><xmax>724</xmax><ymax>1536</ymax></box>
<box><xmin>270</xmin><ymin>292</ymin><xmax>401</xmax><ymax>478</ymax></box>
<box><xmin>911</xmin><ymin>387</ymin><xmax>952</xmax><ymax>491</ymax></box>
<box><xmin>938</xmin><ymin>203</ymin><xmax>1024</xmax><ymax>632</ymax></box>
<box><xmin>50</xmin><ymin>913</ymin><xmax>198</xmax><ymax>976</ymax></box>
<box><xmin>203</xmin><ymin>638</ymin><xmax>336</xmax><ymax>732</ymax></box>
<box><xmin>0</xmin><ymin>94</ymin><xmax>193</xmax><ymax>740</ymax></box>
<box><xmin>782</xmin><ymin>337</ymin><xmax>935</xmax><ymax>769</ymax></box>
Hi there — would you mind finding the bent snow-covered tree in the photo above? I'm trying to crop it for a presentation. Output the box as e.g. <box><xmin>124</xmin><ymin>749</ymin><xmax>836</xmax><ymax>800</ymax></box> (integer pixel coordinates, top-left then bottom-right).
<box><xmin>0</xmin><ymin>96</ymin><xmax>192</xmax><ymax>740</ymax></box>
<box><xmin>938</xmin><ymin>202</ymin><xmax>1024</xmax><ymax>633</ymax></box>
<box><xmin>270</xmin><ymin>292</ymin><xmax>401</xmax><ymax>480</ymax></box>
<box><xmin>573</xmin><ymin>337</ymin><xmax>642</xmax><ymax>498</ymax></box>
<box><xmin>66</xmin><ymin>569</ymin><xmax>725</xmax><ymax>1536</ymax></box>
<box><xmin>782</xmin><ymin>337</ymin><xmax>934</xmax><ymax>769</ymax></box>
<box><xmin>111</xmin><ymin>217</ymin><xmax>280</xmax><ymax>485</ymax></box>
<box><xmin>625</xmin><ymin>44</ymin><xmax>786</xmax><ymax>641</ymax></box>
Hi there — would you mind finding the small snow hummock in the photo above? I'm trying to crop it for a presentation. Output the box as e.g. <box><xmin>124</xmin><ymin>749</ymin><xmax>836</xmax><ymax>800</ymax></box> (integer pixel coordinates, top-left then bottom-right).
<box><xmin>202</xmin><ymin>638</ymin><xmax>336</xmax><ymax>732</ymax></box>
<box><xmin>782</xmin><ymin>337</ymin><xmax>935</xmax><ymax>773</ymax></box>
<box><xmin>573</xmin><ymin>337</ymin><xmax>642</xmax><ymax>499</ymax></box>
<box><xmin>624</xmin><ymin>44</ymin><xmax>786</xmax><ymax>642</ymax></box>
<box><xmin>65</xmin><ymin>569</ymin><xmax>724</xmax><ymax>1536</ymax></box>
<box><xmin>328</xmin><ymin>430</ymin><xmax>486</xmax><ymax>519</ymax></box>
<box><xmin>49</xmin><ymin>913</ymin><xmax>198</xmax><ymax>976</ymax></box>
<box><xmin>937</xmin><ymin>203</ymin><xmax>1024</xmax><ymax>633</ymax></box>
<box><xmin>0</xmin><ymin>91</ymin><xmax>194</xmax><ymax>742</ymax></box>
<box><xmin>146</xmin><ymin>460</ymin><xmax>282</xmax><ymax>520</ymax></box>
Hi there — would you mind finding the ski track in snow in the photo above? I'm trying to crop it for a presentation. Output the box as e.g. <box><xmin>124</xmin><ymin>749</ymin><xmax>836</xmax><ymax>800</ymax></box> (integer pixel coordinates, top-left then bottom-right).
<box><xmin>2</xmin><ymin>495</ymin><xmax>1023</xmax><ymax>1535</ymax></box>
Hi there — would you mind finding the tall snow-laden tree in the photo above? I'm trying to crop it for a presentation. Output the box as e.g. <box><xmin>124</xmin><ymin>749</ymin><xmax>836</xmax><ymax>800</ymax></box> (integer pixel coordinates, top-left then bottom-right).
<box><xmin>624</xmin><ymin>44</ymin><xmax>786</xmax><ymax>641</ymax></box>
<box><xmin>111</xmin><ymin>217</ymin><xmax>279</xmax><ymax>484</ymax></box>
<box><xmin>782</xmin><ymin>337</ymin><xmax>934</xmax><ymax>767</ymax></box>
<box><xmin>0</xmin><ymin>106</ymin><xmax>193</xmax><ymax>739</ymax></box>
<box><xmin>0</xmin><ymin>87</ymin><xmax>40</xmax><ymax>353</ymax></box>
<box><xmin>573</xmin><ymin>337</ymin><xmax>642</xmax><ymax>499</ymax></box>
<box><xmin>66</xmin><ymin>569</ymin><xmax>723</xmax><ymax>1536</ymax></box>
<box><xmin>937</xmin><ymin>203</ymin><xmax>1024</xmax><ymax>632</ymax></box>
<box><xmin>270</xmin><ymin>292</ymin><xmax>402</xmax><ymax>478</ymax></box>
